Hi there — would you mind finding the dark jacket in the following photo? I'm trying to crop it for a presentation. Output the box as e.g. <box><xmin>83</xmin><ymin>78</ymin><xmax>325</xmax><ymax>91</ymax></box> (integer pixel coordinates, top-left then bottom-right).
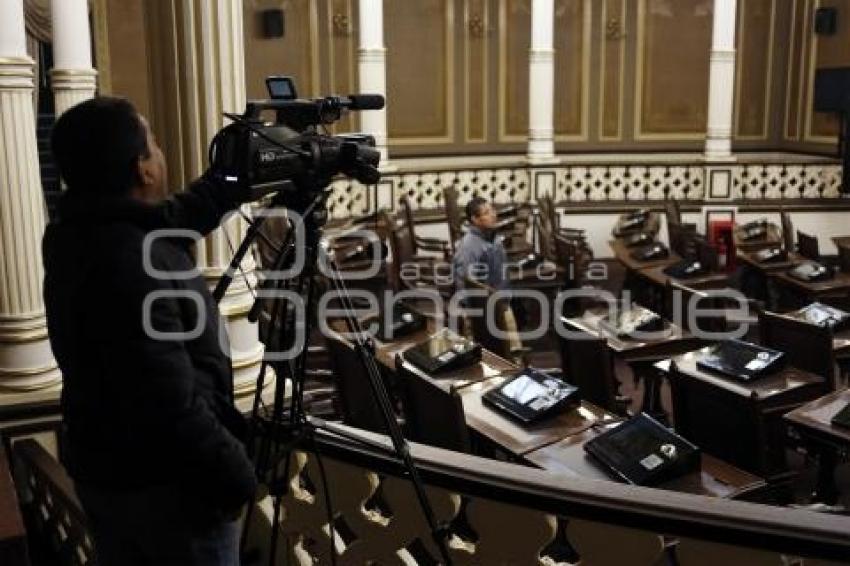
<box><xmin>42</xmin><ymin>178</ymin><xmax>257</xmax><ymax>519</ymax></box>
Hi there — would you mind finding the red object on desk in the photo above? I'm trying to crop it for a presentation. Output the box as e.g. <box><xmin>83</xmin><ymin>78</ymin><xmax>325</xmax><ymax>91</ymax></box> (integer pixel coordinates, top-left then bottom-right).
<box><xmin>709</xmin><ymin>219</ymin><xmax>735</xmax><ymax>272</ymax></box>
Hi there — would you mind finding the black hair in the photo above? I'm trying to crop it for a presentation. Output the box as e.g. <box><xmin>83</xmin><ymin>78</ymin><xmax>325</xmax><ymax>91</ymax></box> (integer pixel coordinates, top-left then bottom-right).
<box><xmin>51</xmin><ymin>96</ymin><xmax>150</xmax><ymax>196</ymax></box>
<box><xmin>465</xmin><ymin>196</ymin><xmax>489</xmax><ymax>222</ymax></box>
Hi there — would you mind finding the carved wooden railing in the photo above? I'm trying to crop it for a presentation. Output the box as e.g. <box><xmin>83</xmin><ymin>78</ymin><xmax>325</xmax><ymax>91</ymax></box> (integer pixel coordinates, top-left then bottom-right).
<box><xmin>243</xmin><ymin>425</ymin><xmax>850</xmax><ymax>566</ymax></box>
<box><xmin>11</xmin><ymin>431</ymin><xmax>850</xmax><ymax>565</ymax></box>
<box><xmin>14</xmin><ymin>439</ymin><xmax>95</xmax><ymax>566</ymax></box>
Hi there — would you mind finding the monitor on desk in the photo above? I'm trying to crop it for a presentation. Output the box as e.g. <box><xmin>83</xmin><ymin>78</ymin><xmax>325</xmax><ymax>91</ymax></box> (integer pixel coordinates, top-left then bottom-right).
<box><xmin>584</xmin><ymin>413</ymin><xmax>700</xmax><ymax>486</ymax></box>
<box><xmin>696</xmin><ymin>339</ymin><xmax>785</xmax><ymax>382</ymax></box>
<box><xmin>482</xmin><ymin>368</ymin><xmax>579</xmax><ymax>424</ymax></box>
<box><xmin>402</xmin><ymin>328</ymin><xmax>482</xmax><ymax>374</ymax></box>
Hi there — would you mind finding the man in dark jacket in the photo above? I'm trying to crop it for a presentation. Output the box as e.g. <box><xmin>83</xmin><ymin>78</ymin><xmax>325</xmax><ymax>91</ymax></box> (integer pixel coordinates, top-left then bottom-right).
<box><xmin>43</xmin><ymin>97</ymin><xmax>257</xmax><ymax>565</ymax></box>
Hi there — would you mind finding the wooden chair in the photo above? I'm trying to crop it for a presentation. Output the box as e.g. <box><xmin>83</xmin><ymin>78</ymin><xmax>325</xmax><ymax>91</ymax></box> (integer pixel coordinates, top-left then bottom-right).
<box><xmin>780</xmin><ymin>210</ymin><xmax>795</xmax><ymax>253</ymax></box>
<box><xmin>663</xmin><ymin>280</ymin><xmax>753</xmax><ymax>335</ymax></box>
<box><xmin>796</xmin><ymin>230</ymin><xmax>820</xmax><ymax>260</ymax></box>
<box><xmin>14</xmin><ymin>439</ymin><xmax>95</xmax><ymax>566</ymax></box>
<box><xmin>537</xmin><ymin>194</ymin><xmax>589</xmax><ymax>249</ymax></box>
<box><xmin>665</xmin><ymin>199</ymin><xmax>682</xmax><ymax>227</ymax></box>
<box><xmin>758</xmin><ymin>310</ymin><xmax>836</xmax><ymax>390</ymax></box>
<box><xmin>398</xmin><ymin>370</ymin><xmax>471</xmax><ymax>452</ymax></box>
<box><xmin>398</xmin><ymin>196</ymin><xmax>451</xmax><ymax>259</ymax></box>
<box><xmin>558</xmin><ymin>321</ymin><xmax>624</xmax><ymax>414</ymax></box>
<box><xmin>462</xmin><ymin>276</ymin><xmax>525</xmax><ymax>362</ymax></box>
<box><xmin>444</xmin><ymin>184</ymin><xmax>465</xmax><ymax>250</ymax></box>
<box><xmin>326</xmin><ymin>333</ymin><xmax>392</xmax><ymax>433</ymax></box>
<box><xmin>385</xmin><ymin>211</ymin><xmax>452</xmax><ymax>298</ymax></box>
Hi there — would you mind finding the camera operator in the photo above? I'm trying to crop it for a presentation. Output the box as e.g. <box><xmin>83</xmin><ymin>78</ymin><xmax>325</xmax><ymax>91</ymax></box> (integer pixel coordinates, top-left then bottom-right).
<box><xmin>43</xmin><ymin>96</ymin><xmax>258</xmax><ymax>566</ymax></box>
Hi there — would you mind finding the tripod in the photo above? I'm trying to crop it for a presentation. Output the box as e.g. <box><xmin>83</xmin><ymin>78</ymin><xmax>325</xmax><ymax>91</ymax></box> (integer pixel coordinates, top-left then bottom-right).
<box><xmin>215</xmin><ymin>186</ymin><xmax>454</xmax><ymax>565</ymax></box>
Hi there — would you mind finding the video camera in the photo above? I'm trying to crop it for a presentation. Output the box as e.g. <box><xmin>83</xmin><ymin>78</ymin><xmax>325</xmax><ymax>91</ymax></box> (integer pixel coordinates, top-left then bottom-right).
<box><xmin>208</xmin><ymin>76</ymin><xmax>383</xmax><ymax>206</ymax></box>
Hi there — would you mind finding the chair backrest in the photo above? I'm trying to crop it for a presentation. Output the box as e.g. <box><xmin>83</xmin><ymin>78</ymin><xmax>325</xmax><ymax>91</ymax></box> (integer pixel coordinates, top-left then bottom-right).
<box><xmin>758</xmin><ymin>310</ymin><xmax>835</xmax><ymax>390</ymax></box>
<box><xmin>325</xmin><ymin>334</ymin><xmax>388</xmax><ymax>433</ymax></box>
<box><xmin>796</xmin><ymin>230</ymin><xmax>820</xmax><ymax>260</ymax></box>
<box><xmin>444</xmin><ymin>185</ymin><xmax>465</xmax><ymax>248</ymax></box>
<box><xmin>669</xmin><ymin>222</ymin><xmax>698</xmax><ymax>257</ymax></box>
<box><xmin>538</xmin><ymin>194</ymin><xmax>558</xmax><ymax>231</ymax></box>
<box><xmin>558</xmin><ymin>321</ymin><xmax>618</xmax><ymax>411</ymax></box>
<box><xmin>386</xmin><ymin>214</ymin><xmax>415</xmax><ymax>291</ymax></box>
<box><xmin>780</xmin><ymin>211</ymin><xmax>794</xmax><ymax>252</ymax></box>
<box><xmin>664</xmin><ymin>280</ymin><xmax>727</xmax><ymax>334</ymax></box>
<box><xmin>400</xmin><ymin>370</ymin><xmax>471</xmax><ymax>452</ymax></box>
<box><xmin>665</xmin><ymin>199</ymin><xmax>682</xmax><ymax>227</ymax></box>
<box><xmin>399</xmin><ymin>196</ymin><xmax>421</xmax><ymax>252</ymax></box>
<box><xmin>839</xmin><ymin>245</ymin><xmax>850</xmax><ymax>273</ymax></box>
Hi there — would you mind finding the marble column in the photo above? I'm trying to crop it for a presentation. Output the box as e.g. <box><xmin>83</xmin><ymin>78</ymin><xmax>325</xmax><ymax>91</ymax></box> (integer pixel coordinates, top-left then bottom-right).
<box><xmin>0</xmin><ymin>0</ymin><xmax>60</xmax><ymax>392</ymax></box>
<box><xmin>527</xmin><ymin>0</ymin><xmax>558</xmax><ymax>164</ymax></box>
<box><xmin>704</xmin><ymin>0</ymin><xmax>738</xmax><ymax>161</ymax></box>
<box><xmin>358</xmin><ymin>0</ymin><xmax>391</xmax><ymax>168</ymax></box>
<box><xmin>145</xmin><ymin>0</ymin><xmax>264</xmax><ymax>398</ymax></box>
<box><xmin>50</xmin><ymin>0</ymin><xmax>97</xmax><ymax>117</ymax></box>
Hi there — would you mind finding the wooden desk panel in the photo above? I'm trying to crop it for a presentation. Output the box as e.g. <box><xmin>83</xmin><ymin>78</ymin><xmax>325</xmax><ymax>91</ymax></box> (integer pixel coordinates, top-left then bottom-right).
<box><xmin>785</xmin><ymin>388</ymin><xmax>850</xmax><ymax>446</ymax></box>
<box><xmin>636</xmin><ymin>264</ymin><xmax>729</xmax><ymax>291</ymax></box>
<box><xmin>562</xmin><ymin>309</ymin><xmax>704</xmax><ymax>363</ymax></box>
<box><xmin>785</xmin><ymin>307</ymin><xmax>850</xmax><ymax>358</ymax></box>
<box><xmin>397</xmin><ymin>358</ymin><xmax>613</xmax><ymax>456</ymax></box>
<box><xmin>524</xmin><ymin>422</ymin><xmax>765</xmax><ymax>499</ymax></box>
<box><xmin>736</xmin><ymin>250</ymin><xmax>802</xmax><ymax>273</ymax></box>
<box><xmin>609</xmin><ymin>239</ymin><xmax>680</xmax><ymax>271</ymax></box>
<box><xmin>770</xmin><ymin>270</ymin><xmax>850</xmax><ymax>298</ymax></box>
<box><xmin>660</xmin><ymin>348</ymin><xmax>826</xmax><ymax>477</ymax></box>
<box><xmin>734</xmin><ymin>223</ymin><xmax>782</xmax><ymax>253</ymax></box>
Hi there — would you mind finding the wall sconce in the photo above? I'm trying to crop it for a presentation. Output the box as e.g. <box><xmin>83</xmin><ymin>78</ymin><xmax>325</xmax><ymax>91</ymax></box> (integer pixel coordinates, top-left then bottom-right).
<box><xmin>468</xmin><ymin>14</ymin><xmax>486</xmax><ymax>37</ymax></box>
<box><xmin>332</xmin><ymin>12</ymin><xmax>352</xmax><ymax>36</ymax></box>
<box><xmin>606</xmin><ymin>17</ymin><xmax>625</xmax><ymax>40</ymax></box>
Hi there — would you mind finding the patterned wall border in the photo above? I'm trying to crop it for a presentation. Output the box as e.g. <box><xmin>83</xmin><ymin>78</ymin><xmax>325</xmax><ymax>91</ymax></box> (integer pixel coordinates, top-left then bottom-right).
<box><xmin>327</xmin><ymin>158</ymin><xmax>844</xmax><ymax>219</ymax></box>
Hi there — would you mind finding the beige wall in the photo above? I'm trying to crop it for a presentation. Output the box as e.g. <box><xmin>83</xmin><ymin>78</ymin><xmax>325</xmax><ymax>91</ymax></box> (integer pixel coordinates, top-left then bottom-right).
<box><xmin>99</xmin><ymin>0</ymin><xmax>151</xmax><ymax>118</ymax></box>
<box><xmin>88</xmin><ymin>0</ymin><xmax>846</xmax><ymax>158</ymax></box>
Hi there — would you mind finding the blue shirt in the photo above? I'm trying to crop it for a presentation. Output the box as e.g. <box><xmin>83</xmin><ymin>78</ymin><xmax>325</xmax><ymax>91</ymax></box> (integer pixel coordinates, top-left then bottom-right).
<box><xmin>453</xmin><ymin>226</ymin><xmax>508</xmax><ymax>290</ymax></box>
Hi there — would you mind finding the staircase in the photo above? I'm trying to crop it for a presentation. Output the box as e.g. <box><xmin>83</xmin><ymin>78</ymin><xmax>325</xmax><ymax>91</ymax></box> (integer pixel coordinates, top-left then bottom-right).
<box><xmin>36</xmin><ymin>112</ymin><xmax>60</xmax><ymax>220</ymax></box>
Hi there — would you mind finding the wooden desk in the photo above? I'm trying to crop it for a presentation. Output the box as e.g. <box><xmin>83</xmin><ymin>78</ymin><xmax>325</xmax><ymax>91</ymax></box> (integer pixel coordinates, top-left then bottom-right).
<box><xmin>609</xmin><ymin>239</ymin><xmax>680</xmax><ymax>272</ymax></box>
<box><xmin>562</xmin><ymin>309</ymin><xmax>704</xmax><ymax>419</ymax></box>
<box><xmin>636</xmin><ymin>264</ymin><xmax>729</xmax><ymax>291</ymax></box>
<box><xmin>524</xmin><ymin>422</ymin><xmax>765</xmax><ymax>499</ymax></box>
<box><xmin>785</xmin><ymin>306</ymin><xmax>850</xmax><ymax>358</ymax></box>
<box><xmin>562</xmin><ymin>309</ymin><xmax>704</xmax><ymax>363</ymax></box>
<box><xmin>733</xmin><ymin>223</ymin><xmax>782</xmax><ymax>253</ymax></box>
<box><xmin>397</xmin><ymin>358</ymin><xmax>615</xmax><ymax>456</ymax></box>
<box><xmin>0</xmin><ymin>444</ymin><xmax>28</xmax><ymax>566</ymax></box>
<box><xmin>612</xmin><ymin>212</ymin><xmax>662</xmax><ymax>239</ymax></box>
<box><xmin>658</xmin><ymin>349</ymin><xmax>826</xmax><ymax>478</ymax></box>
<box><xmin>785</xmin><ymin>388</ymin><xmax>850</xmax><ymax>503</ymax></box>
<box><xmin>736</xmin><ymin>250</ymin><xmax>802</xmax><ymax>273</ymax></box>
<box><xmin>770</xmin><ymin>270</ymin><xmax>850</xmax><ymax>301</ymax></box>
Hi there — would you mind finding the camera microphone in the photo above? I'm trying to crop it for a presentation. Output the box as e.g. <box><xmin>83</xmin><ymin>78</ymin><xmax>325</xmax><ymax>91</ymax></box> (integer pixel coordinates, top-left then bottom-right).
<box><xmin>343</xmin><ymin>94</ymin><xmax>385</xmax><ymax>111</ymax></box>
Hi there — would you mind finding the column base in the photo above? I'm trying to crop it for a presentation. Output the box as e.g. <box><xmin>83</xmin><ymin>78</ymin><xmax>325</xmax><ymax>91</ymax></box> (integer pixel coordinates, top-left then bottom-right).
<box><xmin>0</xmin><ymin>334</ymin><xmax>62</xmax><ymax>392</ymax></box>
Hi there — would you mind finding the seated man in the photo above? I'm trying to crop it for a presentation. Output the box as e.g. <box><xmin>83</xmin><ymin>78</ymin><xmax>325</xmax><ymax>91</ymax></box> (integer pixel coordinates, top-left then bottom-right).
<box><xmin>452</xmin><ymin>197</ymin><xmax>508</xmax><ymax>291</ymax></box>
<box><xmin>453</xmin><ymin>197</ymin><xmax>529</xmax><ymax>332</ymax></box>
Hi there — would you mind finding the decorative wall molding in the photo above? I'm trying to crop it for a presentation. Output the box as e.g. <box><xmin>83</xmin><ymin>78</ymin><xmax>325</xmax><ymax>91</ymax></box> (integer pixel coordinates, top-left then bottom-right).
<box><xmin>327</xmin><ymin>154</ymin><xmax>843</xmax><ymax>218</ymax></box>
